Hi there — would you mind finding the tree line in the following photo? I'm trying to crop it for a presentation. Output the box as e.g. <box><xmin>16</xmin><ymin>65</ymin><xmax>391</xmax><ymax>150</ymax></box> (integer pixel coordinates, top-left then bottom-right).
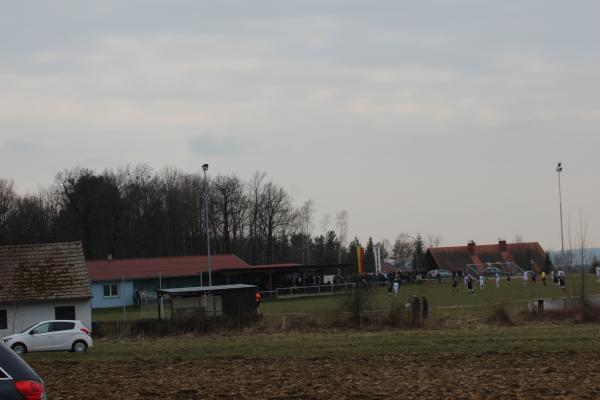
<box><xmin>0</xmin><ymin>166</ymin><xmax>364</xmax><ymax>266</ymax></box>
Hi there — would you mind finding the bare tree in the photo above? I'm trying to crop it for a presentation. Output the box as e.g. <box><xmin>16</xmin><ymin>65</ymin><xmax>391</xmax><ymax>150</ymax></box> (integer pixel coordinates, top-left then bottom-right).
<box><xmin>0</xmin><ymin>178</ymin><xmax>17</xmax><ymax>229</ymax></box>
<box><xmin>575</xmin><ymin>209</ymin><xmax>591</xmax><ymax>303</ymax></box>
<box><xmin>425</xmin><ymin>233</ymin><xmax>443</xmax><ymax>249</ymax></box>
<box><xmin>298</xmin><ymin>200</ymin><xmax>315</xmax><ymax>263</ymax></box>
<box><xmin>258</xmin><ymin>181</ymin><xmax>295</xmax><ymax>263</ymax></box>
<box><xmin>247</xmin><ymin>171</ymin><xmax>266</xmax><ymax>264</ymax></box>
<box><xmin>212</xmin><ymin>174</ymin><xmax>247</xmax><ymax>254</ymax></box>
<box><xmin>320</xmin><ymin>213</ymin><xmax>331</xmax><ymax>236</ymax></box>
<box><xmin>335</xmin><ymin>210</ymin><xmax>349</xmax><ymax>263</ymax></box>
<box><xmin>392</xmin><ymin>233</ymin><xmax>414</xmax><ymax>268</ymax></box>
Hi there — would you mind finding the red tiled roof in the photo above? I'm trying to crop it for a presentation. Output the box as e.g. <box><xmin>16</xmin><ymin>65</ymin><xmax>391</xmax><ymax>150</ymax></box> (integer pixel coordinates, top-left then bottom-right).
<box><xmin>221</xmin><ymin>263</ymin><xmax>310</xmax><ymax>274</ymax></box>
<box><xmin>381</xmin><ymin>263</ymin><xmax>399</xmax><ymax>274</ymax></box>
<box><xmin>425</xmin><ymin>241</ymin><xmax>546</xmax><ymax>272</ymax></box>
<box><xmin>87</xmin><ymin>254</ymin><xmax>249</xmax><ymax>281</ymax></box>
<box><xmin>250</xmin><ymin>263</ymin><xmax>303</xmax><ymax>269</ymax></box>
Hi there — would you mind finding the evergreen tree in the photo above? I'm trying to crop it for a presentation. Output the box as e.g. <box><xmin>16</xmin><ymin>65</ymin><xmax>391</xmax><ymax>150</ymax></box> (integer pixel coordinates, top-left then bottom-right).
<box><xmin>412</xmin><ymin>234</ymin><xmax>425</xmax><ymax>275</ymax></box>
<box><xmin>348</xmin><ymin>237</ymin><xmax>362</xmax><ymax>273</ymax></box>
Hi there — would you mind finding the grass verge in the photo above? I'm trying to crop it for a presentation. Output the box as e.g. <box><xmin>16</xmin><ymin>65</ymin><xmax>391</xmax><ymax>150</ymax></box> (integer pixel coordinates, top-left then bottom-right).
<box><xmin>24</xmin><ymin>323</ymin><xmax>600</xmax><ymax>363</ymax></box>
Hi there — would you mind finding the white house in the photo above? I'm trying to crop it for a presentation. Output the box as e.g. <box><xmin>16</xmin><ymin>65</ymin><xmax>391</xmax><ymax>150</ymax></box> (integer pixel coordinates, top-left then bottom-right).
<box><xmin>0</xmin><ymin>241</ymin><xmax>92</xmax><ymax>337</ymax></box>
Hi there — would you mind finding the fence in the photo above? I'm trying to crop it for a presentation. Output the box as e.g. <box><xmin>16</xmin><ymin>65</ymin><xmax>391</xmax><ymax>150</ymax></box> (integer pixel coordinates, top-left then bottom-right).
<box><xmin>92</xmin><ymin>316</ymin><xmax>259</xmax><ymax>338</ymax></box>
<box><xmin>273</xmin><ymin>283</ymin><xmax>357</xmax><ymax>298</ymax></box>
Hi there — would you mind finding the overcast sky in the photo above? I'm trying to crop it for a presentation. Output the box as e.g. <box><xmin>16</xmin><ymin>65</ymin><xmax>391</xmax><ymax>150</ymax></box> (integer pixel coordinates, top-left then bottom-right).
<box><xmin>1</xmin><ymin>1</ymin><xmax>599</xmax><ymax>251</ymax></box>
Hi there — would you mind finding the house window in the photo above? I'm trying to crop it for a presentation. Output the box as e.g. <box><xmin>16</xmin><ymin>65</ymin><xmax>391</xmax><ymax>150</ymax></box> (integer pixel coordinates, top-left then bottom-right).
<box><xmin>55</xmin><ymin>306</ymin><xmax>76</xmax><ymax>320</ymax></box>
<box><xmin>0</xmin><ymin>310</ymin><xmax>7</xmax><ymax>330</ymax></box>
<box><xmin>103</xmin><ymin>283</ymin><xmax>120</xmax><ymax>298</ymax></box>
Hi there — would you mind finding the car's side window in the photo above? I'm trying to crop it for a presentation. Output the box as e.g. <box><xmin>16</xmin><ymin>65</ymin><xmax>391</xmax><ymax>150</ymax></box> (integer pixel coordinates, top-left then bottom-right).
<box><xmin>31</xmin><ymin>323</ymin><xmax>50</xmax><ymax>334</ymax></box>
<box><xmin>50</xmin><ymin>322</ymin><xmax>75</xmax><ymax>332</ymax></box>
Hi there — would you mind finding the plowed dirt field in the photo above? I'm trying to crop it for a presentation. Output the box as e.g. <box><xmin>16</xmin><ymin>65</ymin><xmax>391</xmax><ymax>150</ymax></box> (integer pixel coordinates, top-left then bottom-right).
<box><xmin>31</xmin><ymin>352</ymin><xmax>600</xmax><ymax>399</ymax></box>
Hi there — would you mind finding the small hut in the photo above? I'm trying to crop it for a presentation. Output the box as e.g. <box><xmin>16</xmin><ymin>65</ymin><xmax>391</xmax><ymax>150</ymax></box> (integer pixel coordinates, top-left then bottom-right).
<box><xmin>156</xmin><ymin>284</ymin><xmax>257</xmax><ymax>319</ymax></box>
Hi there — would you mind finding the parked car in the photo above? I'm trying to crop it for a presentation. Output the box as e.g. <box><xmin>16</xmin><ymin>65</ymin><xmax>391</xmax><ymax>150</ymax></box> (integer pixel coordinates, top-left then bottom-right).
<box><xmin>426</xmin><ymin>269</ymin><xmax>453</xmax><ymax>279</ymax></box>
<box><xmin>2</xmin><ymin>320</ymin><xmax>93</xmax><ymax>354</ymax></box>
<box><xmin>0</xmin><ymin>342</ymin><xmax>47</xmax><ymax>400</ymax></box>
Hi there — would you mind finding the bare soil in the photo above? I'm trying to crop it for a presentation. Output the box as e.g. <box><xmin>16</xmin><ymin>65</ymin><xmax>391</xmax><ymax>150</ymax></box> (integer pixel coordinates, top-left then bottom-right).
<box><xmin>32</xmin><ymin>352</ymin><xmax>600</xmax><ymax>399</ymax></box>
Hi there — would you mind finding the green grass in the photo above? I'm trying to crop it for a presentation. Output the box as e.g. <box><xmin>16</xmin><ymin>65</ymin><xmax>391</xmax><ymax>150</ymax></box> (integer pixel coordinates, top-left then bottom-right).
<box><xmin>24</xmin><ymin>324</ymin><xmax>600</xmax><ymax>363</ymax></box>
<box><xmin>92</xmin><ymin>276</ymin><xmax>600</xmax><ymax>321</ymax></box>
<box><xmin>261</xmin><ymin>277</ymin><xmax>600</xmax><ymax>316</ymax></box>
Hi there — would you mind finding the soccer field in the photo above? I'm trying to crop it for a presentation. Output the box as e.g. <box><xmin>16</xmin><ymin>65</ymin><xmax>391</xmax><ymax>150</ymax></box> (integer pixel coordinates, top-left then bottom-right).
<box><xmin>260</xmin><ymin>275</ymin><xmax>600</xmax><ymax>317</ymax></box>
<box><xmin>92</xmin><ymin>275</ymin><xmax>600</xmax><ymax>321</ymax></box>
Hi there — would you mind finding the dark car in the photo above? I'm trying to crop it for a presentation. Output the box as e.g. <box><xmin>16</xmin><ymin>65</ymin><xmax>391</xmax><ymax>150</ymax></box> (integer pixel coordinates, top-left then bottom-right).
<box><xmin>0</xmin><ymin>343</ymin><xmax>46</xmax><ymax>400</ymax></box>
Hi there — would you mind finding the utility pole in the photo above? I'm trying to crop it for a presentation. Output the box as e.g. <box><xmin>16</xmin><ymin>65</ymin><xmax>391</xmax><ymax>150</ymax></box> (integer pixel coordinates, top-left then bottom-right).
<box><xmin>556</xmin><ymin>162</ymin><xmax>565</xmax><ymax>270</ymax></box>
<box><xmin>202</xmin><ymin>163</ymin><xmax>212</xmax><ymax>286</ymax></box>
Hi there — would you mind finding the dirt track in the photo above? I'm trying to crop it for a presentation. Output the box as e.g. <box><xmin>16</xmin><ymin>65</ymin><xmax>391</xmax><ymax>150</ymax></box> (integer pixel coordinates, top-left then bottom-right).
<box><xmin>32</xmin><ymin>352</ymin><xmax>600</xmax><ymax>399</ymax></box>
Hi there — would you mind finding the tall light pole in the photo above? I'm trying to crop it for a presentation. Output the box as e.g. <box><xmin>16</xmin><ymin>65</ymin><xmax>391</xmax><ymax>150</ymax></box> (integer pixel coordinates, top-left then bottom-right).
<box><xmin>202</xmin><ymin>163</ymin><xmax>212</xmax><ymax>286</ymax></box>
<box><xmin>556</xmin><ymin>162</ymin><xmax>565</xmax><ymax>269</ymax></box>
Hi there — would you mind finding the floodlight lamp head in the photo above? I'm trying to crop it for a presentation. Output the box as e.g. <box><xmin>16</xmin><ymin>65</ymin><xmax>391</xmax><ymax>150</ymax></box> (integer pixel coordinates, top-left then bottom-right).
<box><xmin>202</xmin><ymin>164</ymin><xmax>209</xmax><ymax>171</ymax></box>
<box><xmin>556</xmin><ymin>162</ymin><xmax>563</xmax><ymax>173</ymax></box>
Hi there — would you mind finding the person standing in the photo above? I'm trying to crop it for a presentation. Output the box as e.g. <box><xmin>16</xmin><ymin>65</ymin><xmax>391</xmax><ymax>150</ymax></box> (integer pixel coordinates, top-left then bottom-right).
<box><xmin>422</xmin><ymin>297</ymin><xmax>429</xmax><ymax>320</ymax></box>
<box><xmin>452</xmin><ymin>276</ymin><xmax>459</xmax><ymax>292</ymax></box>
<box><xmin>541</xmin><ymin>271</ymin><xmax>546</xmax><ymax>286</ymax></box>
<box><xmin>411</xmin><ymin>295</ymin><xmax>421</xmax><ymax>326</ymax></box>
<box><xmin>495</xmin><ymin>272</ymin><xmax>500</xmax><ymax>288</ymax></box>
<box><xmin>559</xmin><ymin>275</ymin><xmax>566</xmax><ymax>292</ymax></box>
<box><xmin>467</xmin><ymin>275</ymin><xmax>475</xmax><ymax>295</ymax></box>
<box><xmin>506</xmin><ymin>273</ymin><xmax>511</xmax><ymax>287</ymax></box>
<box><xmin>523</xmin><ymin>271</ymin><xmax>529</xmax><ymax>287</ymax></box>
<box><xmin>255</xmin><ymin>290</ymin><xmax>262</xmax><ymax>313</ymax></box>
<box><xmin>478</xmin><ymin>274</ymin><xmax>485</xmax><ymax>290</ymax></box>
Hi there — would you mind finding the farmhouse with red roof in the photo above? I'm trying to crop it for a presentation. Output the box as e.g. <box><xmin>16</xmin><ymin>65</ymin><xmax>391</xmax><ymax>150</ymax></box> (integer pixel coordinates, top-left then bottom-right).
<box><xmin>422</xmin><ymin>240</ymin><xmax>548</xmax><ymax>274</ymax></box>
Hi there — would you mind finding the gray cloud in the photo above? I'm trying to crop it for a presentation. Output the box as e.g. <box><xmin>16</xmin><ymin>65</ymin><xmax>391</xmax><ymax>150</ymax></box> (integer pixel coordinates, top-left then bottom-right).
<box><xmin>0</xmin><ymin>140</ymin><xmax>40</xmax><ymax>152</ymax></box>
<box><xmin>188</xmin><ymin>135</ymin><xmax>245</xmax><ymax>156</ymax></box>
<box><xmin>0</xmin><ymin>1</ymin><xmax>599</xmax><ymax>249</ymax></box>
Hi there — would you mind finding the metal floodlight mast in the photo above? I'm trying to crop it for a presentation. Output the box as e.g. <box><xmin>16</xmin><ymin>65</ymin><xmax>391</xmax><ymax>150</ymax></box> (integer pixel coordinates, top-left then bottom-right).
<box><xmin>556</xmin><ymin>162</ymin><xmax>565</xmax><ymax>270</ymax></box>
<box><xmin>202</xmin><ymin>163</ymin><xmax>212</xmax><ymax>286</ymax></box>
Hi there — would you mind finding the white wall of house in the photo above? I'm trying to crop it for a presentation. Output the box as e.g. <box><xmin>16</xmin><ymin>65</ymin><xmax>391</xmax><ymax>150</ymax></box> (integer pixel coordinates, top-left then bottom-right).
<box><xmin>0</xmin><ymin>299</ymin><xmax>92</xmax><ymax>337</ymax></box>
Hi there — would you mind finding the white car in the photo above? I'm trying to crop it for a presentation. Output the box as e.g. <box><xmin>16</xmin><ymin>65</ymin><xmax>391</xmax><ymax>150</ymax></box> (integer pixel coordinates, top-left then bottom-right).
<box><xmin>2</xmin><ymin>320</ymin><xmax>93</xmax><ymax>354</ymax></box>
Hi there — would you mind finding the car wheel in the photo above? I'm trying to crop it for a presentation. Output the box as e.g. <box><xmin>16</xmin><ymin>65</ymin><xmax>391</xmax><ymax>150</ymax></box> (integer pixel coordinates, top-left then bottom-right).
<box><xmin>11</xmin><ymin>343</ymin><xmax>27</xmax><ymax>354</ymax></box>
<box><xmin>72</xmin><ymin>340</ymin><xmax>88</xmax><ymax>353</ymax></box>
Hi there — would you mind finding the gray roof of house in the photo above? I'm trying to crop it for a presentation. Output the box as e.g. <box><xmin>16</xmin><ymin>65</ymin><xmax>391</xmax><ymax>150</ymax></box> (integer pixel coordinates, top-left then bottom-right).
<box><xmin>157</xmin><ymin>284</ymin><xmax>257</xmax><ymax>296</ymax></box>
<box><xmin>0</xmin><ymin>241</ymin><xmax>92</xmax><ymax>302</ymax></box>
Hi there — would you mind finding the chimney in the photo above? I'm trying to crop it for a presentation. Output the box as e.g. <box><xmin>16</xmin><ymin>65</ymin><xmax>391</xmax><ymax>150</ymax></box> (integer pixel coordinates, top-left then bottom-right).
<box><xmin>107</xmin><ymin>254</ymin><xmax>113</xmax><ymax>261</ymax></box>
<box><xmin>498</xmin><ymin>239</ymin><xmax>508</xmax><ymax>252</ymax></box>
<box><xmin>467</xmin><ymin>241</ymin><xmax>476</xmax><ymax>255</ymax></box>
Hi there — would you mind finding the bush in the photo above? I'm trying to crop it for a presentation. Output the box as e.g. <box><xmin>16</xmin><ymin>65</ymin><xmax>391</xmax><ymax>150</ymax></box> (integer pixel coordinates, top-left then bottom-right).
<box><xmin>521</xmin><ymin>302</ymin><xmax>600</xmax><ymax>323</ymax></box>
<box><xmin>342</xmin><ymin>288</ymin><xmax>369</xmax><ymax>324</ymax></box>
<box><xmin>386</xmin><ymin>298</ymin><xmax>408</xmax><ymax>327</ymax></box>
<box><xmin>487</xmin><ymin>308</ymin><xmax>514</xmax><ymax>327</ymax></box>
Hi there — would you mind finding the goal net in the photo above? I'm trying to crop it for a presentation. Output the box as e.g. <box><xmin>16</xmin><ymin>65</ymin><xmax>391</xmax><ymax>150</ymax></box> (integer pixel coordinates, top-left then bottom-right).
<box><xmin>464</xmin><ymin>262</ymin><xmax>523</xmax><ymax>276</ymax></box>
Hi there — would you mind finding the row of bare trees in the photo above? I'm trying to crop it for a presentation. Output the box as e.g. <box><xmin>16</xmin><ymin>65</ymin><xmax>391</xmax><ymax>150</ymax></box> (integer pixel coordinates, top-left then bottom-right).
<box><xmin>0</xmin><ymin>166</ymin><xmax>354</xmax><ymax>265</ymax></box>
